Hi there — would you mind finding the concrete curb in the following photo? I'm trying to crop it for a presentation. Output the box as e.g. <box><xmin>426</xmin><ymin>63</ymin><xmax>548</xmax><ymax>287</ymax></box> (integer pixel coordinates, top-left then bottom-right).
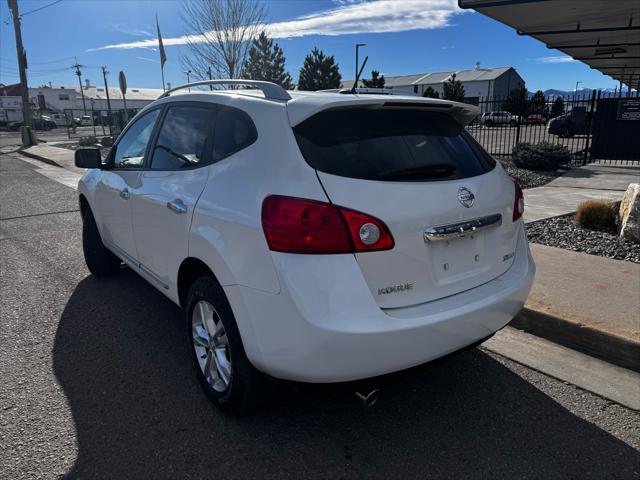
<box><xmin>18</xmin><ymin>148</ymin><xmax>64</xmax><ymax>168</ymax></box>
<box><xmin>511</xmin><ymin>307</ymin><xmax>640</xmax><ymax>373</ymax></box>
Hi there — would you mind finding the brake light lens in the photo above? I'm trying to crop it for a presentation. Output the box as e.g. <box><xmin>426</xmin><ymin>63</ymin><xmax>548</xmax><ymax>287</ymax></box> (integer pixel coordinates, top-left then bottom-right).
<box><xmin>339</xmin><ymin>207</ymin><xmax>394</xmax><ymax>252</ymax></box>
<box><xmin>262</xmin><ymin>195</ymin><xmax>394</xmax><ymax>254</ymax></box>
<box><xmin>513</xmin><ymin>182</ymin><xmax>524</xmax><ymax>221</ymax></box>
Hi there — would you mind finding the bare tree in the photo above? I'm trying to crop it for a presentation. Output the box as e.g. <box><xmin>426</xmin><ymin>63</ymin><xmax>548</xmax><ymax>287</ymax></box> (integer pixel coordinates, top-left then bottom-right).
<box><xmin>181</xmin><ymin>0</ymin><xmax>267</xmax><ymax>81</ymax></box>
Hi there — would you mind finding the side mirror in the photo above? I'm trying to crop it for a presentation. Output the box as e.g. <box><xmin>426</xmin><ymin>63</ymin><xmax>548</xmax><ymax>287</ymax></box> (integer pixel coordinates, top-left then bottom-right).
<box><xmin>75</xmin><ymin>148</ymin><xmax>102</xmax><ymax>169</ymax></box>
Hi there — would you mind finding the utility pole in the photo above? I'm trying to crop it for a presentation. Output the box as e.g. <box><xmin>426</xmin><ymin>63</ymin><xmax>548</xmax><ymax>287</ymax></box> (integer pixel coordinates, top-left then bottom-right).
<box><xmin>355</xmin><ymin>43</ymin><xmax>366</xmax><ymax>89</ymax></box>
<box><xmin>8</xmin><ymin>0</ymin><xmax>31</xmax><ymax>129</ymax></box>
<box><xmin>208</xmin><ymin>66</ymin><xmax>213</xmax><ymax>90</ymax></box>
<box><xmin>73</xmin><ymin>59</ymin><xmax>87</xmax><ymax>115</ymax></box>
<box><xmin>101</xmin><ymin>66</ymin><xmax>112</xmax><ymax>116</ymax></box>
<box><xmin>184</xmin><ymin>70</ymin><xmax>192</xmax><ymax>91</ymax></box>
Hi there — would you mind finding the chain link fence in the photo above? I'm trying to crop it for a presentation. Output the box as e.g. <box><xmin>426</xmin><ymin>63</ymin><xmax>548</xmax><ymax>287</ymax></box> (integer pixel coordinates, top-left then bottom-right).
<box><xmin>62</xmin><ymin>107</ymin><xmax>141</xmax><ymax>140</ymax></box>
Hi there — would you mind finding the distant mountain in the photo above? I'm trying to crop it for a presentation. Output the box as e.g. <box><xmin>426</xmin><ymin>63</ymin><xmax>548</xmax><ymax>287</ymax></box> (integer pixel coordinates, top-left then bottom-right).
<box><xmin>543</xmin><ymin>88</ymin><xmax>595</xmax><ymax>99</ymax></box>
<box><xmin>542</xmin><ymin>87</ymin><xmax>633</xmax><ymax>99</ymax></box>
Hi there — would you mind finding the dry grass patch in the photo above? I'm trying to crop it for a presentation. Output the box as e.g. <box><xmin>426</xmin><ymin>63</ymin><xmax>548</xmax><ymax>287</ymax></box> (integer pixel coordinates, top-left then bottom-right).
<box><xmin>574</xmin><ymin>200</ymin><xmax>618</xmax><ymax>233</ymax></box>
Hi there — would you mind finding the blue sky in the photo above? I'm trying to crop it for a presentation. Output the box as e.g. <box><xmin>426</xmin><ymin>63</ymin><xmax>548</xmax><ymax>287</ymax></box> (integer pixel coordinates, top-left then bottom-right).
<box><xmin>0</xmin><ymin>0</ymin><xmax>621</xmax><ymax>92</ymax></box>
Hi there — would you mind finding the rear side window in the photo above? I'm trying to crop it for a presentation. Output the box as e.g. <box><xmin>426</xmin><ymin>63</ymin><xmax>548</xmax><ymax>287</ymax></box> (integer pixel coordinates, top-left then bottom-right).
<box><xmin>213</xmin><ymin>106</ymin><xmax>257</xmax><ymax>161</ymax></box>
<box><xmin>293</xmin><ymin>108</ymin><xmax>494</xmax><ymax>181</ymax></box>
<box><xmin>150</xmin><ymin>106</ymin><xmax>213</xmax><ymax>169</ymax></box>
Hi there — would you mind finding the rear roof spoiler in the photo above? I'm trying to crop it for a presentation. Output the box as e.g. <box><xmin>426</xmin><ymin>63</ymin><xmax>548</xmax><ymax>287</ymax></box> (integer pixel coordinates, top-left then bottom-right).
<box><xmin>287</xmin><ymin>97</ymin><xmax>480</xmax><ymax>127</ymax></box>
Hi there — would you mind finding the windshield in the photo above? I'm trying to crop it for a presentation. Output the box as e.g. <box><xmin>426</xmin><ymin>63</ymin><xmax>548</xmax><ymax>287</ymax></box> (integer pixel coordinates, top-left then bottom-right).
<box><xmin>293</xmin><ymin>107</ymin><xmax>495</xmax><ymax>181</ymax></box>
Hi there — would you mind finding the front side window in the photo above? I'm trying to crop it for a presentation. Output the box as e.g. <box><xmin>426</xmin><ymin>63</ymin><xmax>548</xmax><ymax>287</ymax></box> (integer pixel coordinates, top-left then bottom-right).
<box><xmin>112</xmin><ymin>109</ymin><xmax>160</xmax><ymax>169</ymax></box>
<box><xmin>150</xmin><ymin>106</ymin><xmax>213</xmax><ymax>170</ymax></box>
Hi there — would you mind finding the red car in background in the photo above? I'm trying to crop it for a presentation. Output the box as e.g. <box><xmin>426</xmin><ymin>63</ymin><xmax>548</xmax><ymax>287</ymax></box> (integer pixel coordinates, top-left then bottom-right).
<box><xmin>524</xmin><ymin>114</ymin><xmax>547</xmax><ymax>125</ymax></box>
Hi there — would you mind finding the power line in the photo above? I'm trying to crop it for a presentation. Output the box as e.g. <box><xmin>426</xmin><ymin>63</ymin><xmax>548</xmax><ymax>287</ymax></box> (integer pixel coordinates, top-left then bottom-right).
<box><xmin>19</xmin><ymin>0</ymin><xmax>64</xmax><ymax>18</ymax></box>
<box><xmin>29</xmin><ymin>56</ymin><xmax>76</xmax><ymax>65</ymax></box>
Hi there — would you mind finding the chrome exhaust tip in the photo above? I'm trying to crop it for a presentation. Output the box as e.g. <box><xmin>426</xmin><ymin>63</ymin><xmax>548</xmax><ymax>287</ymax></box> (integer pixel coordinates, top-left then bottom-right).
<box><xmin>354</xmin><ymin>389</ymin><xmax>381</xmax><ymax>408</ymax></box>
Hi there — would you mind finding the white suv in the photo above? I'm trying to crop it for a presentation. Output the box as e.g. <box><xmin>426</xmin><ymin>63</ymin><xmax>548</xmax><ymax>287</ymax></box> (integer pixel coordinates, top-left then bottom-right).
<box><xmin>75</xmin><ymin>80</ymin><xmax>535</xmax><ymax>413</ymax></box>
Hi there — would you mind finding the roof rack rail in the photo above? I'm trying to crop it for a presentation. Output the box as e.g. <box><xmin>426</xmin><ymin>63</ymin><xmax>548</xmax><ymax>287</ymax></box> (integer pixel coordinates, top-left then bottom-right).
<box><xmin>157</xmin><ymin>79</ymin><xmax>291</xmax><ymax>101</ymax></box>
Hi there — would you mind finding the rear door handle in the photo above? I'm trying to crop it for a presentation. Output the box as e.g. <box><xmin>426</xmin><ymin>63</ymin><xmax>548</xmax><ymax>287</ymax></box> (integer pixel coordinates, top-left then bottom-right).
<box><xmin>119</xmin><ymin>188</ymin><xmax>130</xmax><ymax>200</ymax></box>
<box><xmin>166</xmin><ymin>199</ymin><xmax>188</xmax><ymax>215</ymax></box>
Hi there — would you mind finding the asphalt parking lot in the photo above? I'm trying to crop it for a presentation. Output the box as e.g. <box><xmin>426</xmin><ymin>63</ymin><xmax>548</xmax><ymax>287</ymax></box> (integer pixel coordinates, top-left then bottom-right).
<box><xmin>1</xmin><ymin>152</ymin><xmax>639</xmax><ymax>479</ymax></box>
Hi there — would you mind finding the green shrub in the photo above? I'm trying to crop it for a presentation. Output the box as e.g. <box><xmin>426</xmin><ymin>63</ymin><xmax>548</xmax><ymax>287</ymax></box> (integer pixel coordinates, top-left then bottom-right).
<box><xmin>78</xmin><ymin>135</ymin><xmax>98</xmax><ymax>146</ymax></box>
<box><xmin>511</xmin><ymin>142</ymin><xmax>571</xmax><ymax>170</ymax></box>
<box><xmin>574</xmin><ymin>200</ymin><xmax>617</xmax><ymax>233</ymax></box>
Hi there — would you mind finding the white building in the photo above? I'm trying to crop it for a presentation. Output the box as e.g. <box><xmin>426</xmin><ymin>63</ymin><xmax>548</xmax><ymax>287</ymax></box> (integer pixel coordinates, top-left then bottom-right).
<box><xmin>30</xmin><ymin>80</ymin><xmax>164</xmax><ymax>114</ymax></box>
<box><xmin>0</xmin><ymin>96</ymin><xmax>23</xmax><ymax>123</ymax></box>
<box><xmin>342</xmin><ymin>65</ymin><xmax>525</xmax><ymax>103</ymax></box>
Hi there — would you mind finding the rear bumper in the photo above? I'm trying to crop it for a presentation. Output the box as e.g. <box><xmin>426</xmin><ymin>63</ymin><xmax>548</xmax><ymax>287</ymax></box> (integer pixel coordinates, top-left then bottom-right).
<box><xmin>226</xmin><ymin>223</ymin><xmax>535</xmax><ymax>383</ymax></box>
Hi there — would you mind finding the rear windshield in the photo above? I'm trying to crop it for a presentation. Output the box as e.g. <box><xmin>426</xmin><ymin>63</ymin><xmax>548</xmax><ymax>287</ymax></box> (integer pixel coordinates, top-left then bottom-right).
<box><xmin>293</xmin><ymin>108</ymin><xmax>495</xmax><ymax>181</ymax></box>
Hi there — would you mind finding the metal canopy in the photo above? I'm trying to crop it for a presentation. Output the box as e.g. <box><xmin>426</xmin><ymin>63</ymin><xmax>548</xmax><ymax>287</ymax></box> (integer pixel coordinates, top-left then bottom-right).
<box><xmin>459</xmin><ymin>0</ymin><xmax>640</xmax><ymax>89</ymax></box>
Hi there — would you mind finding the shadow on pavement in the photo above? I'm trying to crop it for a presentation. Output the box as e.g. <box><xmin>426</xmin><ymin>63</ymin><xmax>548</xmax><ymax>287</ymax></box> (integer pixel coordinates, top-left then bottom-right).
<box><xmin>54</xmin><ymin>272</ymin><xmax>639</xmax><ymax>479</ymax></box>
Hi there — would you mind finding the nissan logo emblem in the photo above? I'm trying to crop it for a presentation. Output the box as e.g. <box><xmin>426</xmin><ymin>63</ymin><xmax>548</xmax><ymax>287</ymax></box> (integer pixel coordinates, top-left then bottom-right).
<box><xmin>457</xmin><ymin>187</ymin><xmax>475</xmax><ymax>208</ymax></box>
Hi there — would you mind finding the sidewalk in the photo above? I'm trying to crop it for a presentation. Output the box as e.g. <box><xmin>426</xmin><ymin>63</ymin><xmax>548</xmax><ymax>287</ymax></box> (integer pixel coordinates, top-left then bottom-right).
<box><xmin>515</xmin><ymin>243</ymin><xmax>639</xmax><ymax>371</ymax></box>
<box><xmin>519</xmin><ymin>163</ymin><xmax>639</xmax><ymax>371</ymax></box>
<box><xmin>19</xmin><ymin>144</ymin><xmax>82</xmax><ymax>173</ymax></box>
<box><xmin>524</xmin><ymin>162</ymin><xmax>640</xmax><ymax>223</ymax></box>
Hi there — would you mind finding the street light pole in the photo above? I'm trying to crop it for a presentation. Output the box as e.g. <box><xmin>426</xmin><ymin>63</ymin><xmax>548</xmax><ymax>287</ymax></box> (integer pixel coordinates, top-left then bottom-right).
<box><xmin>355</xmin><ymin>43</ymin><xmax>366</xmax><ymax>88</ymax></box>
<box><xmin>575</xmin><ymin>80</ymin><xmax>582</xmax><ymax>96</ymax></box>
<box><xmin>185</xmin><ymin>70</ymin><xmax>192</xmax><ymax>91</ymax></box>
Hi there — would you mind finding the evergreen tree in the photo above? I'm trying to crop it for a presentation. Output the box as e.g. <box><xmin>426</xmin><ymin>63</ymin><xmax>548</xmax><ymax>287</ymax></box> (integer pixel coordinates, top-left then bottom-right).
<box><xmin>423</xmin><ymin>86</ymin><xmax>439</xmax><ymax>98</ymax></box>
<box><xmin>241</xmin><ymin>31</ymin><xmax>292</xmax><ymax>88</ymax></box>
<box><xmin>442</xmin><ymin>74</ymin><xmax>465</xmax><ymax>102</ymax></box>
<box><xmin>551</xmin><ymin>96</ymin><xmax>565</xmax><ymax>117</ymax></box>
<box><xmin>502</xmin><ymin>86</ymin><xmax>528</xmax><ymax>115</ymax></box>
<box><xmin>297</xmin><ymin>48</ymin><xmax>341</xmax><ymax>91</ymax></box>
<box><xmin>529</xmin><ymin>90</ymin><xmax>547</xmax><ymax>114</ymax></box>
<box><xmin>362</xmin><ymin>70</ymin><xmax>385</xmax><ymax>88</ymax></box>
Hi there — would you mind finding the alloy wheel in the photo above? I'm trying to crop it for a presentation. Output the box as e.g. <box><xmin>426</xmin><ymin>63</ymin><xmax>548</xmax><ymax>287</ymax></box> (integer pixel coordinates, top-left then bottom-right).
<box><xmin>191</xmin><ymin>300</ymin><xmax>232</xmax><ymax>392</ymax></box>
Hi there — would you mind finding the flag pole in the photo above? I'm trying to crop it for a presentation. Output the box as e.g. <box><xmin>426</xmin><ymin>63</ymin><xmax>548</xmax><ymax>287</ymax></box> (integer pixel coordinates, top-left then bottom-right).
<box><xmin>156</xmin><ymin>14</ymin><xmax>167</xmax><ymax>91</ymax></box>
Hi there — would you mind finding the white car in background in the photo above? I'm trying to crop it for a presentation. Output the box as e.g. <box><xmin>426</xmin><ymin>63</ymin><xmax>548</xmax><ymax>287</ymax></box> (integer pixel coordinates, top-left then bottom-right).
<box><xmin>480</xmin><ymin>111</ymin><xmax>521</xmax><ymax>127</ymax></box>
<box><xmin>74</xmin><ymin>80</ymin><xmax>535</xmax><ymax>414</ymax></box>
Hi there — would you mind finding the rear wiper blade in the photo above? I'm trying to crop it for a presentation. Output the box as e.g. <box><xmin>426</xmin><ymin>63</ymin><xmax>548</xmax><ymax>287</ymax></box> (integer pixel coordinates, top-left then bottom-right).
<box><xmin>376</xmin><ymin>164</ymin><xmax>455</xmax><ymax>180</ymax></box>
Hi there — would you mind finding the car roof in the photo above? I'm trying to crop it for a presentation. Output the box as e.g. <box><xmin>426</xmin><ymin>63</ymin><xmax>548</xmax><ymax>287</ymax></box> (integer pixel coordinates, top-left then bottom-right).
<box><xmin>145</xmin><ymin>88</ymin><xmax>480</xmax><ymax>127</ymax></box>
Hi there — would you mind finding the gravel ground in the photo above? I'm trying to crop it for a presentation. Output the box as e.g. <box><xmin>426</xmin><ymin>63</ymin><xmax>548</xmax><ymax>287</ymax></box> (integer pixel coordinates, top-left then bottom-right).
<box><xmin>503</xmin><ymin>164</ymin><xmax>566</xmax><ymax>189</ymax></box>
<box><xmin>527</xmin><ymin>214</ymin><xmax>640</xmax><ymax>263</ymax></box>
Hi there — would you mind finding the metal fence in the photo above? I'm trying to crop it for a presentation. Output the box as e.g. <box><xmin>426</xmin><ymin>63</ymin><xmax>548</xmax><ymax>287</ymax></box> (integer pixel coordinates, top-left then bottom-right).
<box><xmin>463</xmin><ymin>90</ymin><xmax>640</xmax><ymax>166</ymax></box>
<box><xmin>62</xmin><ymin>107</ymin><xmax>141</xmax><ymax>139</ymax></box>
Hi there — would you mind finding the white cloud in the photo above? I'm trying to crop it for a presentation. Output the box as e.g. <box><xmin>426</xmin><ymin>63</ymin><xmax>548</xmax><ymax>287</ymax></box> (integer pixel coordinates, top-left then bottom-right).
<box><xmin>534</xmin><ymin>56</ymin><xmax>576</xmax><ymax>64</ymax></box>
<box><xmin>87</xmin><ymin>0</ymin><xmax>464</xmax><ymax>52</ymax></box>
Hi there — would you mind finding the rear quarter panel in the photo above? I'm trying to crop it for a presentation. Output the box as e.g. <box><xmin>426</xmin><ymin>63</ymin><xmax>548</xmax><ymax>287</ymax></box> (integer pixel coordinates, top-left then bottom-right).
<box><xmin>188</xmin><ymin>98</ymin><xmax>329</xmax><ymax>294</ymax></box>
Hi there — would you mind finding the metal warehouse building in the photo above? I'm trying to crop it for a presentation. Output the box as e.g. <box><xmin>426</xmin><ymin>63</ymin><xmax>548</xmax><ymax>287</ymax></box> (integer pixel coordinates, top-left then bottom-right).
<box><xmin>342</xmin><ymin>65</ymin><xmax>525</xmax><ymax>102</ymax></box>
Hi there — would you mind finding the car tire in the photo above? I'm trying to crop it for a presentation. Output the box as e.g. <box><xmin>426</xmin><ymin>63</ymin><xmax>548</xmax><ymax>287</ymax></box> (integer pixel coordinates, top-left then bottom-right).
<box><xmin>485</xmin><ymin>120</ymin><xmax>494</xmax><ymax>127</ymax></box>
<box><xmin>82</xmin><ymin>208</ymin><xmax>122</xmax><ymax>276</ymax></box>
<box><xmin>558</xmin><ymin>126</ymin><xmax>572</xmax><ymax>138</ymax></box>
<box><xmin>509</xmin><ymin>120</ymin><xmax>517</xmax><ymax>127</ymax></box>
<box><xmin>186</xmin><ymin>275</ymin><xmax>268</xmax><ymax>415</ymax></box>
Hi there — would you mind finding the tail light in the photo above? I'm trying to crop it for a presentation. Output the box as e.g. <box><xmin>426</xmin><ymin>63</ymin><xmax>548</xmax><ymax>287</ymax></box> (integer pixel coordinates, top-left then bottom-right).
<box><xmin>262</xmin><ymin>195</ymin><xmax>394</xmax><ymax>254</ymax></box>
<box><xmin>513</xmin><ymin>182</ymin><xmax>524</xmax><ymax>221</ymax></box>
